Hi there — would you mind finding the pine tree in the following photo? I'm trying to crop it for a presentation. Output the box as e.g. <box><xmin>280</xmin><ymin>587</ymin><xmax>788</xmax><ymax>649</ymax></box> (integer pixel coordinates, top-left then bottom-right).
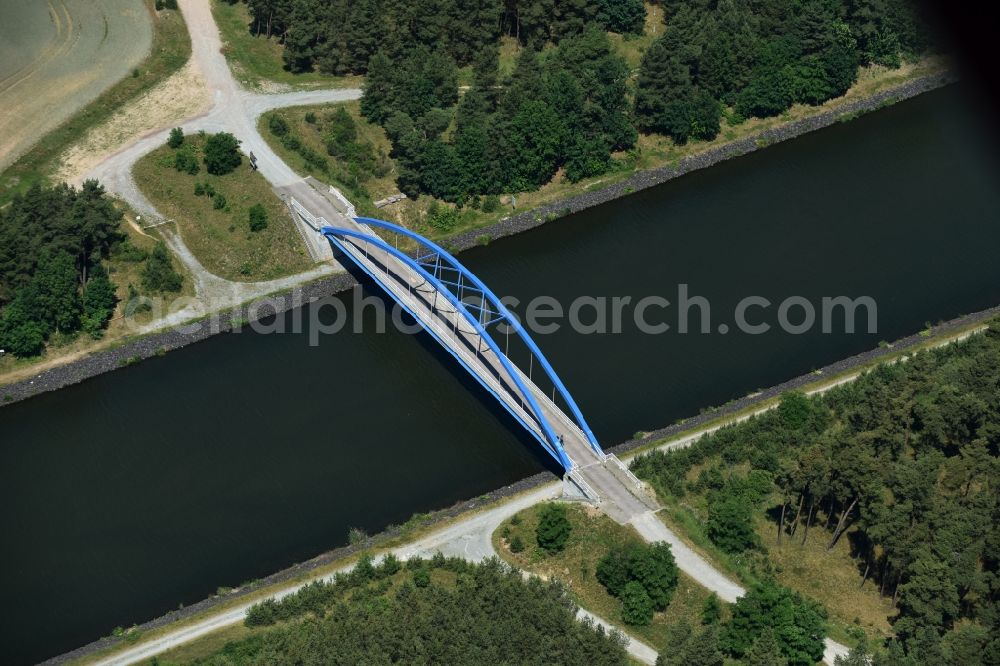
<box><xmin>681</xmin><ymin>625</ymin><xmax>724</xmax><ymax>666</ymax></box>
<box><xmin>621</xmin><ymin>580</ymin><xmax>654</xmax><ymax>626</ymax></box>
<box><xmin>745</xmin><ymin>628</ymin><xmax>788</xmax><ymax>666</ymax></box>
<box><xmin>281</xmin><ymin>0</ymin><xmax>320</xmax><ymax>72</ymax></box>
<box><xmin>141</xmin><ymin>243</ymin><xmax>183</xmax><ymax>293</ymax></box>
<box><xmin>535</xmin><ymin>502</ymin><xmax>572</xmax><ymax>553</ymax></box>
<box><xmin>82</xmin><ymin>265</ymin><xmax>118</xmax><ymax>338</ymax></box>
<box><xmin>634</xmin><ymin>38</ymin><xmax>692</xmax><ymax>132</ymax></box>
<box><xmin>701</xmin><ymin>593</ymin><xmax>722</xmax><ymax>625</ymax></box>
<box><xmin>657</xmin><ymin>620</ymin><xmax>693</xmax><ymax>666</ymax></box>
<box><xmin>597</xmin><ymin>0</ymin><xmax>645</xmax><ymax>34</ymax></box>
<box><xmin>32</xmin><ymin>252</ymin><xmax>82</xmax><ymax>334</ymax></box>
<box><xmin>202</xmin><ymin>132</ymin><xmax>242</xmax><ymax>175</ymax></box>
<box><xmin>360</xmin><ymin>50</ymin><xmax>396</xmax><ymax>124</ymax></box>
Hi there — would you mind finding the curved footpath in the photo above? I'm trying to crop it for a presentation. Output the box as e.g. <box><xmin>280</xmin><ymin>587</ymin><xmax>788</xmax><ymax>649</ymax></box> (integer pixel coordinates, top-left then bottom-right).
<box><xmin>84</xmin><ymin>0</ymin><xmax>361</xmax><ymax>316</ymax></box>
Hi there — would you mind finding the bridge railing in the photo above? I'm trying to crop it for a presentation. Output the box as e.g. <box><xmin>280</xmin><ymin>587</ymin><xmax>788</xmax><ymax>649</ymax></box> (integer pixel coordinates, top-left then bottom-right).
<box><xmin>289</xmin><ymin>197</ymin><xmax>329</xmax><ymax>231</ymax></box>
<box><xmin>567</xmin><ymin>469</ymin><xmax>601</xmax><ymax>504</ymax></box>
<box><xmin>604</xmin><ymin>453</ymin><xmax>643</xmax><ymax>487</ymax></box>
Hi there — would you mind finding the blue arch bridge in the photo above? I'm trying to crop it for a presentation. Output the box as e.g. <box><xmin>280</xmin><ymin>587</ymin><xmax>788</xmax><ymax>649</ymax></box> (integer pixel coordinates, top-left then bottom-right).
<box><xmin>285</xmin><ymin>189</ymin><xmax>657</xmax><ymax>524</ymax></box>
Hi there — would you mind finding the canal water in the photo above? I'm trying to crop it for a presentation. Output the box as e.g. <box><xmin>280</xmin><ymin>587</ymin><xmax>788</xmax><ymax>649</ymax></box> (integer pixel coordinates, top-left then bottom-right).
<box><xmin>2</xmin><ymin>85</ymin><xmax>998</xmax><ymax>663</ymax></box>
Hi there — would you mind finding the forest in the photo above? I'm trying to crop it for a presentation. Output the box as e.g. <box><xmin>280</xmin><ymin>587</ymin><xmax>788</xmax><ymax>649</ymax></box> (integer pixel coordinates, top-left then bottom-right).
<box><xmin>233</xmin><ymin>0</ymin><xmax>933</xmax><ymax>203</ymax></box>
<box><xmin>632</xmin><ymin>323</ymin><xmax>1000</xmax><ymax>665</ymax></box>
<box><xmin>197</xmin><ymin>555</ymin><xmax>630</xmax><ymax>665</ymax></box>
<box><xmin>0</xmin><ymin>182</ymin><xmax>122</xmax><ymax>356</ymax></box>
<box><xmin>213</xmin><ymin>508</ymin><xmax>832</xmax><ymax>666</ymax></box>
<box><xmin>0</xmin><ymin>182</ymin><xmax>181</xmax><ymax>358</ymax></box>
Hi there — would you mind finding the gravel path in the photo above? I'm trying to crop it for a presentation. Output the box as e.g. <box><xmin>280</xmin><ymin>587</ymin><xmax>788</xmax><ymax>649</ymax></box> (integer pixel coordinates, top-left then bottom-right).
<box><xmin>84</xmin><ymin>0</ymin><xmax>359</xmax><ymax>311</ymax></box>
<box><xmin>86</xmin><ymin>482</ymin><xmax>657</xmax><ymax>666</ymax></box>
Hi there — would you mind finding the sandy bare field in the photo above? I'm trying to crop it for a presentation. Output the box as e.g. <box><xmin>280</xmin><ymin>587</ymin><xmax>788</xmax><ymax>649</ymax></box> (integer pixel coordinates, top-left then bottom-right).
<box><xmin>0</xmin><ymin>0</ymin><xmax>153</xmax><ymax>171</ymax></box>
<box><xmin>56</xmin><ymin>59</ymin><xmax>210</xmax><ymax>185</ymax></box>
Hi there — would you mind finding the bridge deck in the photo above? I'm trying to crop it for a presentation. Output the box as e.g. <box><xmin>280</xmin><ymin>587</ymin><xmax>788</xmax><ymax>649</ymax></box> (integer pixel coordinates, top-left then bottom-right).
<box><xmin>288</xmin><ymin>180</ymin><xmax>657</xmax><ymax>523</ymax></box>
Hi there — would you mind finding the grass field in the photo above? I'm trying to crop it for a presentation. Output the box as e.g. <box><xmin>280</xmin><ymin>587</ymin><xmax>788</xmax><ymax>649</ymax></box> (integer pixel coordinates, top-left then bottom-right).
<box><xmin>133</xmin><ymin>133</ymin><xmax>314</xmax><ymax>281</ymax></box>
<box><xmin>211</xmin><ymin>0</ymin><xmax>361</xmax><ymax>91</ymax></box>
<box><xmin>609</xmin><ymin>2</ymin><xmax>664</xmax><ymax>71</ymax></box>
<box><xmin>493</xmin><ymin>502</ymin><xmax>715</xmax><ymax>650</ymax></box>
<box><xmin>0</xmin><ymin>2</ymin><xmax>191</xmax><ymax>205</ymax></box>
<box><xmin>647</xmin><ymin>456</ymin><xmax>894</xmax><ymax>647</ymax></box>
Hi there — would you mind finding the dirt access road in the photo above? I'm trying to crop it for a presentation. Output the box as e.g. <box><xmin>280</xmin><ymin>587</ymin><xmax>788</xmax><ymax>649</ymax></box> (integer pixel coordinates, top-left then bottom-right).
<box><xmin>83</xmin><ymin>0</ymin><xmax>361</xmax><ymax>325</ymax></box>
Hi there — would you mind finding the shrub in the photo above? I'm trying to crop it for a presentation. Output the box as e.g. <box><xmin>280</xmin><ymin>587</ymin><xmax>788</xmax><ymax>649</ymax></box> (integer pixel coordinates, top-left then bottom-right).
<box><xmin>126</xmin><ymin>283</ymin><xmax>151</xmax><ymax>314</ymax></box>
<box><xmin>304</xmin><ymin>111</ymin><xmax>317</xmax><ymax>124</ymax></box>
<box><xmin>706</xmin><ymin>483</ymin><xmax>759</xmax><ymax>554</ymax></box>
<box><xmin>621</xmin><ymin>581</ymin><xmax>654</xmax><ymax>626</ymax></box>
<box><xmin>379</xmin><ymin>553</ymin><xmax>401</xmax><ymax>577</ymax></box>
<box><xmin>326</xmin><ymin>107</ymin><xmax>358</xmax><ymax>152</ymax></box>
<box><xmin>113</xmin><ymin>241</ymin><xmax>148</xmax><ymax>263</ymax></box>
<box><xmin>167</xmin><ymin>127</ymin><xmax>184</xmax><ymax>149</ymax></box>
<box><xmin>596</xmin><ymin>541</ymin><xmax>678</xmax><ymax>611</ymax></box>
<box><xmin>174</xmin><ymin>144</ymin><xmax>199</xmax><ymax>174</ymax></box>
<box><xmin>141</xmin><ymin>242</ymin><xmax>182</xmax><ymax>293</ymax></box>
<box><xmin>194</xmin><ymin>182</ymin><xmax>205</xmax><ymax>196</ymax></box>
<box><xmin>248</xmin><ymin>204</ymin><xmax>268</xmax><ymax>232</ymax></box>
<box><xmin>212</xmin><ymin>193</ymin><xmax>227</xmax><ymax>210</ymax></box>
<box><xmin>535</xmin><ymin>503</ymin><xmax>571</xmax><ymax>554</ymax></box>
<box><xmin>299</xmin><ymin>146</ymin><xmax>328</xmax><ymax>172</ymax></box>
<box><xmin>482</xmin><ymin>195</ymin><xmax>500</xmax><ymax>213</ymax></box>
<box><xmin>510</xmin><ymin>535</ymin><xmax>525</xmax><ymax>553</ymax></box>
<box><xmin>203</xmin><ymin>132</ymin><xmax>242</xmax><ymax>175</ymax></box>
<box><xmin>413</xmin><ymin>567</ymin><xmax>430</xmax><ymax>587</ymax></box>
<box><xmin>426</xmin><ymin>201</ymin><xmax>461</xmax><ymax>232</ymax></box>
<box><xmin>268</xmin><ymin>114</ymin><xmax>289</xmax><ymax>137</ymax></box>
<box><xmin>701</xmin><ymin>593</ymin><xmax>722</xmax><ymax>625</ymax></box>
<box><xmin>721</xmin><ymin>580</ymin><xmax>827</xmax><ymax>665</ymax></box>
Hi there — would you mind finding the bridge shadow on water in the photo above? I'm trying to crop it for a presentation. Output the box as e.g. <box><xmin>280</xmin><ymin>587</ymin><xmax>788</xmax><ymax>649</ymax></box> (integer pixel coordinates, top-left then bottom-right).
<box><xmin>334</xmin><ymin>249</ymin><xmax>566</xmax><ymax>479</ymax></box>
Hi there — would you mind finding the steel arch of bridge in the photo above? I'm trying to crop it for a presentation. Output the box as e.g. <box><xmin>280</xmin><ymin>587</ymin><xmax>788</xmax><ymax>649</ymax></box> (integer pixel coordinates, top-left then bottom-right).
<box><xmin>320</xmin><ymin>217</ymin><xmax>603</xmax><ymax>471</ymax></box>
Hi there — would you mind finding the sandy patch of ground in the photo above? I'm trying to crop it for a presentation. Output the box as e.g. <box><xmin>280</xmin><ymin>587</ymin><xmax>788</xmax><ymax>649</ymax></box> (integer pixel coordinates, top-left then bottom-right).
<box><xmin>55</xmin><ymin>58</ymin><xmax>210</xmax><ymax>185</ymax></box>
